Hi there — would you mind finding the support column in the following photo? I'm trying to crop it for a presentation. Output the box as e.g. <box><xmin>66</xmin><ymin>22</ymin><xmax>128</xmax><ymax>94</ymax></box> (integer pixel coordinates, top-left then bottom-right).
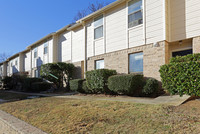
<box><xmin>52</xmin><ymin>34</ymin><xmax>59</xmax><ymax>63</ymax></box>
<box><xmin>193</xmin><ymin>36</ymin><xmax>200</xmax><ymax>53</ymax></box>
<box><xmin>3</xmin><ymin>62</ymin><xmax>7</xmax><ymax>78</ymax></box>
<box><xmin>19</xmin><ymin>53</ymin><xmax>24</xmax><ymax>73</ymax></box>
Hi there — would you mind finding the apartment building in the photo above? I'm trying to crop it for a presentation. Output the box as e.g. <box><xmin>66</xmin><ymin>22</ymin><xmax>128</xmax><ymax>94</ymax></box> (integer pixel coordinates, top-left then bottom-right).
<box><xmin>1</xmin><ymin>0</ymin><xmax>200</xmax><ymax>81</ymax></box>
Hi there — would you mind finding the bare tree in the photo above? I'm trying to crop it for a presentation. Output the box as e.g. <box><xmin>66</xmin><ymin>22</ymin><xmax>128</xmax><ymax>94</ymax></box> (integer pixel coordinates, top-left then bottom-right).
<box><xmin>73</xmin><ymin>1</ymin><xmax>110</xmax><ymax>22</ymax></box>
<box><xmin>0</xmin><ymin>52</ymin><xmax>10</xmax><ymax>62</ymax></box>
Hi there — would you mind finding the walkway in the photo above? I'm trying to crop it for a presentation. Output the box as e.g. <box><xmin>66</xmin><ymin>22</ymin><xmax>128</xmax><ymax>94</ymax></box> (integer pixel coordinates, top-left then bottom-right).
<box><xmin>0</xmin><ymin>110</ymin><xmax>47</xmax><ymax>134</ymax></box>
<box><xmin>7</xmin><ymin>91</ymin><xmax>191</xmax><ymax>106</ymax></box>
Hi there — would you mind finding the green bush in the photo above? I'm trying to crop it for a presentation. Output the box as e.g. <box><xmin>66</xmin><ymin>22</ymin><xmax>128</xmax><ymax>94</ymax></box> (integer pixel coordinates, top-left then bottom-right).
<box><xmin>2</xmin><ymin>76</ymin><xmax>12</xmax><ymax>89</ymax></box>
<box><xmin>70</xmin><ymin>79</ymin><xmax>85</xmax><ymax>92</ymax></box>
<box><xmin>40</xmin><ymin>62</ymin><xmax>75</xmax><ymax>88</ymax></box>
<box><xmin>23</xmin><ymin>78</ymin><xmax>43</xmax><ymax>92</ymax></box>
<box><xmin>170</xmin><ymin>53</ymin><xmax>200</xmax><ymax>63</ymax></box>
<box><xmin>108</xmin><ymin>74</ymin><xmax>144</xmax><ymax>96</ymax></box>
<box><xmin>86</xmin><ymin>69</ymin><xmax>117</xmax><ymax>93</ymax></box>
<box><xmin>142</xmin><ymin>78</ymin><xmax>159</xmax><ymax>95</ymax></box>
<box><xmin>160</xmin><ymin>54</ymin><xmax>200</xmax><ymax>96</ymax></box>
<box><xmin>31</xmin><ymin>82</ymin><xmax>52</xmax><ymax>92</ymax></box>
<box><xmin>82</xmin><ymin>81</ymin><xmax>90</xmax><ymax>93</ymax></box>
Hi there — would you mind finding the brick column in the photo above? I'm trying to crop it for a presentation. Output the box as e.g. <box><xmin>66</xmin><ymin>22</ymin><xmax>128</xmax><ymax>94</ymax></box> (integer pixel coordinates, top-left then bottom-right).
<box><xmin>143</xmin><ymin>41</ymin><xmax>169</xmax><ymax>81</ymax></box>
<box><xmin>193</xmin><ymin>36</ymin><xmax>200</xmax><ymax>53</ymax></box>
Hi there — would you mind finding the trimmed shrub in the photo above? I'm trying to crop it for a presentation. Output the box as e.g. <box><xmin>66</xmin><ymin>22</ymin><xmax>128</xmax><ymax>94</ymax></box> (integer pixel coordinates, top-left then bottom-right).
<box><xmin>70</xmin><ymin>79</ymin><xmax>85</xmax><ymax>92</ymax></box>
<box><xmin>160</xmin><ymin>53</ymin><xmax>200</xmax><ymax>96</ymax></box>
<box><xmin>40</xmin><ymin>62</ymin><xmax>75</xmax><ymax>88</ymax></box>
<box><xmin>23</xmin><ymin>78</ymin><xmax>43</xmax><ymax>92</ymax></box>
<box><xmin>170</xmin><ymin>53</ymin><xmax>200</xmax><ymax>63</ymax></box>
<box><xmin>86</xmin><ymin>69</ymin><xmax>117</xmax><ymax>93</ymax></box>
<box><xmin>108</xmin><ymin>74</ymin><xmax>144</xmax><ymax>96</ymax></box>
<box><xmin>31</xmin><ymin>82</ymin><xmax>52</xmax><ymax>92</ymax></box>
<box><xmin>142</xmin><ymin>78</ymin><xmax>159</xmax><ymax>95</ymax></box>
<box><xmin>82</xmin><ymin>81</ymin><xmax>90</xmax><ymax>93</ymax></box>
<box><xmin>2</xmin><ymin>76</ymin><xmax>12</xmax><ymax>89</ymax></box>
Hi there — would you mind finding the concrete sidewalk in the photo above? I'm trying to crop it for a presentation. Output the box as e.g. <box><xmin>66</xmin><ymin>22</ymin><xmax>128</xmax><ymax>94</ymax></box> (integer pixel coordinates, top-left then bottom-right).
<box><xmin>7</xmin><ymin>91</ymin><xmax>191</xmax><ymax>106</ymax></box>
<box><xmin>0</xmin><ymin>110</ymin><xmax>47</xmax><ymax>134</ymax></box>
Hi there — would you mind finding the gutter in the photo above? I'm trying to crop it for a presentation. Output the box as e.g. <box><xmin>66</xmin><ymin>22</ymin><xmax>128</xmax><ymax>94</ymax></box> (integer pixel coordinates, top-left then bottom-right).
<box><xmin>77</xmin><ymin>0</ymin><xmax>126</xmax><ymax>23</ymax></box>
<box><xmin>27</xmin><ymin>32</ymin><xmax>55</xmax><ymax>49</ymax></box>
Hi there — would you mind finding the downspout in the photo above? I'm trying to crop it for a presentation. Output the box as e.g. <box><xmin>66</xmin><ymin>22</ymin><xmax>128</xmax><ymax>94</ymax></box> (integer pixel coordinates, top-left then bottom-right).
<box><xmin>82</xmin><ymin>21</ymin><xmax>87</xmax><ymax>78</ymax></box>
<box><xmin>143</xmin><ymin>0</ymin><xmax>146</xmax><ymax>45</ymax></box>
<box><xmin>30</xmin><ymin>48</ymin><xmax>33</xmax><ymax>77</ymax></box>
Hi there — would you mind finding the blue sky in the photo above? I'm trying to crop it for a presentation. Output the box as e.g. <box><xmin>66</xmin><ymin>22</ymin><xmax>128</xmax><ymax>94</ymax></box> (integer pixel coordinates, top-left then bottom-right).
<box><xmin>0</xmin><ymin>0</ymin><xmax>115</xmax><ymax>56</ymax></box>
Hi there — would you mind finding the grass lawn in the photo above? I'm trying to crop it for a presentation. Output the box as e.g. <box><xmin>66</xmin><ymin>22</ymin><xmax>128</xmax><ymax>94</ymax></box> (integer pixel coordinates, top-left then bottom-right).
<box><xmin>0</xmin><ymin>96</ymin><xmax>200</xmax><ymax>134</ymax></box>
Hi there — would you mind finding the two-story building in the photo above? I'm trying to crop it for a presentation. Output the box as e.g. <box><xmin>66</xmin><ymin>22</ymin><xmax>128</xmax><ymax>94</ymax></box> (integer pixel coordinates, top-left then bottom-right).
<box><xmin>1</xmin><ymin>0</ymin><xmax>200</xmax><ymax>81</ymax></box>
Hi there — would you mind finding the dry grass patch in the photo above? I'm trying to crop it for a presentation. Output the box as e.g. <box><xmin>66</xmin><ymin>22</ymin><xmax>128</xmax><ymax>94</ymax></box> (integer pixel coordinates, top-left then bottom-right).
<box><xmin>0</xmin><ymin>97</ymin><xmax>200</xmax><ymax>134</ymax></box>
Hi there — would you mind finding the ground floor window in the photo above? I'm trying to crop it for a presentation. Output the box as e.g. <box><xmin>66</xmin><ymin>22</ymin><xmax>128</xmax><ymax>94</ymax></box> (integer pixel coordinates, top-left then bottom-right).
<box><xmin>172</xmin><ymin>49</ymin><xmax>193</xmax><ymax>57</ymax></box>
<box><xmin>129</xmin><ymin>52</ymin><xmax>143</xmax><ymax>73</ymax></box>
<box><xmin>35</xmin><ymin>69</ymin><xmax>40</xmax><ymax>78</ymax></box>
<box><xmin>95</xmin><ymin>59</ymin><xmax>104</xmax><ymax>70</ymax></box>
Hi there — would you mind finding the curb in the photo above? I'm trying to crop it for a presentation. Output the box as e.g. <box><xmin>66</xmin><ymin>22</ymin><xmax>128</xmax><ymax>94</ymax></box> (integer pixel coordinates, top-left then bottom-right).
<box><xmin>0</xmin><ymin>110</ymin><xmax>47</xmax><ymax>134</ymax></box>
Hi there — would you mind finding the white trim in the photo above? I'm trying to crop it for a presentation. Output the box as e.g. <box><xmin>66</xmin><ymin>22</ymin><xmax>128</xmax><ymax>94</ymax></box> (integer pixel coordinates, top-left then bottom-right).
<box><xmin>103</xmin><ymin>13</ymin><xmax>106</xmax><ymax>54</ymax></box>
<box><xmin>70</xmin><ymin>31</ymin><xmax>73</xmax><ymax>62</ymax></box>
<box><xmin>142</xmin><ymin>0</ymin><xmax>146</xmax><ymax>45</ymax></box>
<box><xmin>163</xmin><ymin>0</ymin><xmax>166</xmax><ymax>40</ymax></box>
<box><xmin>168</xmin><ymin>0</ymin><xmax>171</xmax><ymax>42</ymax></box>
<box><xmin>126</xmin><ymin>0</ymin><xmax>129</xmax><ymax>49</ymax></box>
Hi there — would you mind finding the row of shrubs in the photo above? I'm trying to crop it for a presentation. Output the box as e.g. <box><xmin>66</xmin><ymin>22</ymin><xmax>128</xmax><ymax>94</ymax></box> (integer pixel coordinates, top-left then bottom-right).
<box><xmin>70</xmin><ymin>69</ymin><xmax>159</xmax><ymax>97</ymax></box>
<box><xmin>2</xmin><ymin>76</ymin><xmax>52</xmax><ymax>93</ymax></box>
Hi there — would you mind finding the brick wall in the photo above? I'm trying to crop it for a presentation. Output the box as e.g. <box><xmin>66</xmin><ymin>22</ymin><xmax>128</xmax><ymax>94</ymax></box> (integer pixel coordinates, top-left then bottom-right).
<box><xmin>87</xmin><ymin>41</ymin><xmax>168</xmax><ymax>81</ymax></box>
<box><xmin>193</xmin><ymin>36</ymin><xmax>200</xmax><ymax>53</ymax></box>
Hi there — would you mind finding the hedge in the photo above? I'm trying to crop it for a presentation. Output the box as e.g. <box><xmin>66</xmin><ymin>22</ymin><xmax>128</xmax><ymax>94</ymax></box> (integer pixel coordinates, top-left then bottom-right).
<box><xmin>142</xmin><ymin>78</ymin><xmax>159</xmax><ymax>95</ymax></box>
<box><xmin>70</xmin><ymin>79</ymin><xmax>85</xmax><ymax>93</ymax></box>
<box><xmin>31</xmin><ymin>82</ymin><xmax>52</xmax><ymax>92</ymax></box>
<box><xmin>23</xmin><ymin>78</ymin><xmax>43</xmax><ymax>91</ymax></box>
<box><xmin>86</xmin><ymin>69</ymin><xmax>117</xmax><ymax>93</ymax></box>
<box><xmin>170</xmin><ymin>53</ymin><xmax>200</xmax><ymax>63</ymax></box>
<box><xmin>82</xmin><ymin>81</ymin><xmax>90</xmax><ymax>93</ymax></box>
<box><xmin>160</xmin><ymin>54</ymin><xmax>200</xmax><ymax>96</ymax></box>
<box><xmin>108</xmin><ymin>74</ymin><xmax>144</xmax><ymax>96</ymax></box>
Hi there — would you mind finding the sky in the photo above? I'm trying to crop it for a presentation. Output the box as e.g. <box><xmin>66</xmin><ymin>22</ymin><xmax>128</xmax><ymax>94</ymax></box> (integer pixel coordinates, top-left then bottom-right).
<box><xmin>0</xmin><ymin>0</ymin><xmax>115</xmax><ymax>56</ymax></box>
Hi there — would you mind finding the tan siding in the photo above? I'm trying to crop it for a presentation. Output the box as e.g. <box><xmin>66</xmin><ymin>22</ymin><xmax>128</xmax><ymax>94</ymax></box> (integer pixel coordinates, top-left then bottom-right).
<box><xmin>94</xmin><ymin>38</ymin><xmax>104</xmax><ymax>55</ymax></box>
<box><xmin>170</xmin><ymin>0</ymin><xmax>200</xmax><ymax>41</ymax></box>
<box><xmin>58</xmin><ymin>31</ymin><xmax>71</xmax><ymax>62</ymax></box>
<box><xmin>146</xmin><ymin>0</ymin><xmax>164</xmax><ymax>44</ymax></box>
<box><xmin>105</xmin><ymin>2</ymin><xmax>127</xmax><ymax>53</ymax></box>
<box><xmin>72</xmin><ymin>26</ymin><xmax>84</xmax><ymax>62</ymax></box>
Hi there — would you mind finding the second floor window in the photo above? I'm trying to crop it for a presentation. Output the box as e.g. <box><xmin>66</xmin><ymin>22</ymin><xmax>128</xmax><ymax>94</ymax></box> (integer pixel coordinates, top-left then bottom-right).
<box><xmin>34</xmin><ymin>48</ymin><xmax>38</xmax><ymax>58</ymax></box>
<box><xmin>15</xmin><ymin>60</ymin><xmax>18</xmax><ymax>66</ymax></box>
<box><xmin>128</xmin><ymin>0</ymin><xmax>143</xmax><ymax>28</ymax></box>
<box><xmin>94</xmin><ymin>15</ymin><xmax>103</xmax><ymax>39</ymax></box>
<box><xmin>44</xmin><ymin>43</ymin><xmax>48</xmax><ymax>54</ymax></box>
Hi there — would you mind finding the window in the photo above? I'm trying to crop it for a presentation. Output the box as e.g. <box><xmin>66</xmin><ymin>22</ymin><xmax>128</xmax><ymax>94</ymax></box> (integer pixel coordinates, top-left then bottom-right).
<box><xmin>35</xmin><ymin>69</ymin><xmax>40</xmax><ymax>78</ymax></box>
<box><xmin>44</xmin><ymin>43</ymin><xmax>48</xmax><ymax>54</ymax></box>
<box><xmin>34</xmin><ymin>48</ymin><xmax>38</xmax><ymax>58</ymax></box>
<box><xmin>128</xmin><ymin>0</ymin><xmax>143</xmax><ymax>28</ymax></box>
<box><xmin>15</xmin><ymin>60</ymin><xmax>18</xmax><ymax>66</ymax></box>
<box><xmin>172</xmin><ymin>49</ymin><xmax>193</xmax><ymax>57</ymax></box>
<box><xmin>95</xmin><ymin>59</ymin><xmax>104</xmax><ymax>69</ymax></box>
<box><xmin>94</xmin><ymin>15</ymin><xmax>103</xmax><ymax>39</ymax></box>
<box><xmin>129</xmin><ymin>52</ymin><xmax>143</xmax><ymax>73</ymax></box>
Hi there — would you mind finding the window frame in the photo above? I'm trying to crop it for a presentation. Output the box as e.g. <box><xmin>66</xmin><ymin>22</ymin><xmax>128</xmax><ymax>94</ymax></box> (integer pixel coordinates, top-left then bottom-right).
<box><xmin>95</xmin><ymin>59</ymin><xmax>105</xmax><ymax>70</ymax></box>
<box><xmin>43</xmin><ymin>43</ymin><xmax>48</xmax><ymax>55</ymax></box>
<box><xmin>128</xmin><ymin>52</ymin><xmax>144</xmax><ymax>74</ymax></box>
<box><xmin>171</xmin><ymin>47</ymin><xmax>193</xmax><ymax>58</ymax></box>
<box><xmin>34</xmin><ymin>48</ymin><xmax>38</xmax><ymax>58</ymax></box>
<box><xmin>128</xmin><ymin>0</ymin><xmax>143</xmax><ymax>28</ymax></box>
<box><xmin>94</xmin><ymin>15</ymin><xmax>104</xmax><ymax>40</ymax></box>
<box><xmin>15</xmin><ymin>60</ymin><xmax>18</xmax><ymax>66</ymax></box>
